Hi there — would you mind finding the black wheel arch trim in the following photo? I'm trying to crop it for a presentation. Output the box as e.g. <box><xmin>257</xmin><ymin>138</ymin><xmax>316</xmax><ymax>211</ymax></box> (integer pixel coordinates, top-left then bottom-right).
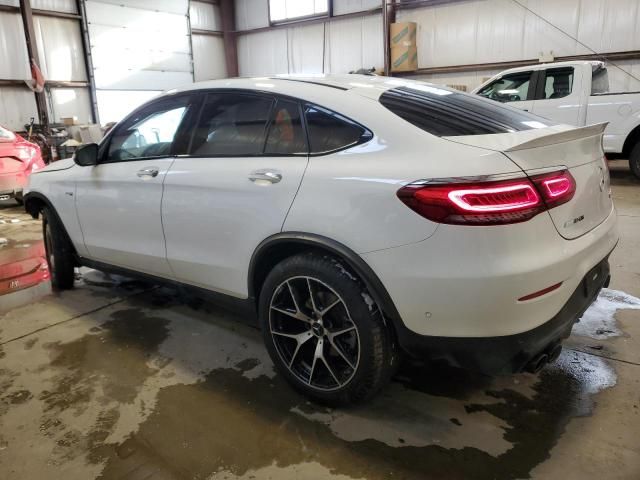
<box><xmin>249</xmin><ymin>232</ymin><xmax>404</xmax><ymax>329</ymax></box>
<box><xmin>23</xmin><ymin>191</ymin><xmax>78</xmax><ymax>257</ymax></box>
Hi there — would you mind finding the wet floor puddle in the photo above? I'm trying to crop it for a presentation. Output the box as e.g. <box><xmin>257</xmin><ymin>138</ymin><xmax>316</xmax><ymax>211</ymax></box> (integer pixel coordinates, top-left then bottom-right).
<box><xmin>0</xmin><ymin>288</ymin><xmax>622</xmax><ymax>480</ymax></box>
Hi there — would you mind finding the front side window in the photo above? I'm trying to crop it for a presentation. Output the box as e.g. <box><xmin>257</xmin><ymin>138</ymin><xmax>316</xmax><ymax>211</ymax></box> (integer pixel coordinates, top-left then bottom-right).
<box><xmin>189</xmin><ymin>93</ymin><xmax>274</xmax><ymax>156</ymax></box>
<box><xmin>265</xmin><ymin>98</ymin><xmax>307</xmax><ymax>155</ymax></box>
<box><xmin>304</xmin><ymin>105</ymin><xmax>370</xmax><ymax>154</ymax></box>
<box><xmin>107</xmin><ymin>97</ymin><xmax>189</xmax><ymax>162</ymax></box>
<box><xmin>543</xmin><ymin>67</ymin><xmax>574</xmax><ymax>99</ymax></box>
<box><xmin>477</xmin><ymin>71</ymin><xmax>532</xmax><ymax>103</ymax></box>
<box><xmin>380</xmin><ymin>85</ymin><xmax>556</xmax><ymax>137</ymax></box>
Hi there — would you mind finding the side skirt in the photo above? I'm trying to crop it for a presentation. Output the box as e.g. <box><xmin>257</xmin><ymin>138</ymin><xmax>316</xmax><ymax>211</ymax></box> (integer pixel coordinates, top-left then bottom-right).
<box><xmin>77</xmin><ymin>257</ymin><xmax>258</xmax><ymax>324</ymax></box>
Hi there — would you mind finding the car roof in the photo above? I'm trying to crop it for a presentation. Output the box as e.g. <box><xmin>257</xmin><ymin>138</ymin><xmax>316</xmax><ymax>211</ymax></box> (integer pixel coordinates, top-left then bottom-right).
<box><xmin>168</xmin><ymin>74</ymin><xmax>457</xmax><ymax>102</ymax></box>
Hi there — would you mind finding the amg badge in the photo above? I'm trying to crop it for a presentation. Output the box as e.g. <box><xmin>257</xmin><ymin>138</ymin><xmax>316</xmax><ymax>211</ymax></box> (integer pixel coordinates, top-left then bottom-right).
<box><xmin>564</xmin><ymin>214</ymin><xmax>585</xmax><ymax>228</ymax></box>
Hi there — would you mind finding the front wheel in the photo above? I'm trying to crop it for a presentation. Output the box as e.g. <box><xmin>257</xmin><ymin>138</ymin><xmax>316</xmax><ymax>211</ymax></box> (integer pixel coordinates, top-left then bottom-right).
<box><xmin>630</xmin><ymin>142</ymin><xmax>640</xmax><ymax>180</ymax></box>
<box><xmin>42</xmin><ymin>207</ymin><xmax>76</xmax><ymax>290</ymax></box>
<box><xmin>259</xmin><ymin>253</ymin><xmax>395</xmax><ymax>405</ymax></box>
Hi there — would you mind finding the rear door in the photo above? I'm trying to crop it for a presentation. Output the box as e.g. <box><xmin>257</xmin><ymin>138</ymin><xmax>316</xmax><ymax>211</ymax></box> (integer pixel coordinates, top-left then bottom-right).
<box><xmin>162</xmin><ymin>91</ymin><xmax>309</xmax><ymax>297</ymax></box>
<box><xmin>476</xmin><ymin>70</ymin><xmax>535</xmax><ymax>112</ymax></box>
<box><xmin>531</xmin><ymin>66</ymin><xmax>583</xmax><ymax>126</ymax></box>
<box><xmin>75</xmin><ymin>94</ymin><xmax>195</xmax><ymax>276</ymax></box>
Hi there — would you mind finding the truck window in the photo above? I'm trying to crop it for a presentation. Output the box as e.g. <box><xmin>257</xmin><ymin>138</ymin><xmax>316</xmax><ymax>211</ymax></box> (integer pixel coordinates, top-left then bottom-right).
<box><xmin>591</xmin><ymin>67</ymin><xmax>609</xmax><ymax>95</ymax></box>
<box><xmin>542</xmin><ymin>68</ymin><xmax>574</xmax><ymax>99</ymax></box>
<box><xmin>476</xmin><ymin>72</ymin><xmax>532</xmax><ymax>103</ymax></box>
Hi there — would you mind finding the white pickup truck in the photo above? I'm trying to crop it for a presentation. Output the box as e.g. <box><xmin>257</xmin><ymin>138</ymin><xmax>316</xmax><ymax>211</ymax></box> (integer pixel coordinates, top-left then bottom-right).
<box><xmin>473</xmin><ymin>61</ymin><xmax>640</xmax><ymax>179</ymax></box>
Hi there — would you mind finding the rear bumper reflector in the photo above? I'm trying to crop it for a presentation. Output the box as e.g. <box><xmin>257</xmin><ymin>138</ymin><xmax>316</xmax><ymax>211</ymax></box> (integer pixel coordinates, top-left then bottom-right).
<box><xmin>518</xmin><ymin>282</ymin><xmax>563</xmax><ymax>302</ymax></box>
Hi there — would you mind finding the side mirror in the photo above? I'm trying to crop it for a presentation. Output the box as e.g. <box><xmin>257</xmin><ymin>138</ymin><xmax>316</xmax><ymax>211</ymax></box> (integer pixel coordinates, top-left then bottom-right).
<box><xmin>74</xmin><ymin>143</ymin><xmax>99</xmax><ymax>166</ymax></box>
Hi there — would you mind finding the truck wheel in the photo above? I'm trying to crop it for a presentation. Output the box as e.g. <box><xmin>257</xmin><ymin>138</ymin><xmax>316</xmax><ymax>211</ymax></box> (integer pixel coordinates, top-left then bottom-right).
<box><xmin>42</xmin><ymin>207</ymin><xmax>76</xmax><ymax>290</ymax></box>
<box><xmin>630</xmin><ymin>142</ymin><xmax>640</xmax><ymax>180</ymax></box>
<box><xmin>259</xmin><ymin>253</ymin><xmax>396</xmax><ymax>405</ymax></box>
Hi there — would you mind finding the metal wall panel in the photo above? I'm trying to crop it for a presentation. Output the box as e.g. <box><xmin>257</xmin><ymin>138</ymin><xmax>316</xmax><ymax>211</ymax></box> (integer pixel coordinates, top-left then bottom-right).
<box><xmin>193</xmin><ymin>34</ymin><xmax>227</xmax><ymax>81</ymax></box>
<box><xmin>326</xmin><ymin>13</ymin><xmax>382</xmax><ymax>73</ymax></box>
<box><xmin>190</xmin><ymin>1</ymin><xmax>221</xmax><ymax>31</ymax></box>
<box><xmin>48</xmin><ymin>87</ymin><xmax>92</xmax><ymax>124</ymax></box>
<box><xmin>0</xmin><ymin>0</ymin><xmax>19</xmax><ymax>6</ymax></box>
<box><xmin>238</xmin><ymin>12</ymin><xmax>383</xmax><ymax>76</ymax></box>
<box><xmin>0</xmin><ymin>12</ymin><xmax>30</xmax><ymax>80</ymax></box>
<box><xmin>33</xmin><ymin>15</ymin><xmax>87</xmax><ymax>81</ymax></box>
<box><xmin>0</xmin><ymin>87</ymin><xmax>38</xmax><ymax>131</ymax></box>
<box><xmin>397</xmin><ymin>0</ymin><xmax>640</xmax><ymax>69</ymax></box>
<box><xmin>236</xmin><ymin>0</ymin><xmax>270</xmax><ymax>30</ymax></box>
<box><xmin>31</xmin><ymin>0</ymin><xmax>77</xmax><ymax>13</ymax></box>
<box><xmin>94</xmin><ymin>0</ymin><xmax>188</xmax><ymax>15</ymax></box>
<box><xmin>333</xmin><ymin>0</ymin><xmax>381</xmax><ymax>15</ymax></box>
<box><xmin>238</xmin><ymin>29</ymin><xmax>288</xmax><ymax>75</ymax></box>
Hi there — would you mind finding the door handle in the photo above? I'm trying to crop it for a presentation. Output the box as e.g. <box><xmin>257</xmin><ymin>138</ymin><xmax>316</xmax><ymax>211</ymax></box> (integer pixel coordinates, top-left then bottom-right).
<box><xmin>137</xmin><ymin>167</ymin><xmax>159</xmax><ymax>178</ymax></box>
<box><xmin>248</xmin><ymin>170</ymin><xmax>282</xmax><ymax>184</ymax></box>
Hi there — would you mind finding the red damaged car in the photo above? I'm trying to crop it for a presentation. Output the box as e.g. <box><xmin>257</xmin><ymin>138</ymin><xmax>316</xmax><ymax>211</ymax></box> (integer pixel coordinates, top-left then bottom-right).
<box><xmin>0</xmin><ymin>125</ymin><xmax>45</xmax><ymax>204</ymax></box>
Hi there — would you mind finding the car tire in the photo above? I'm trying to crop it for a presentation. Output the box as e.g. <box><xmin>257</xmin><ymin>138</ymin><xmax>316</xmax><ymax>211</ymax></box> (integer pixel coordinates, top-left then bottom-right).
<box><xmin>259</xmin><ymin>252</ymin><xmax>396</xmax><ymax>405</ymax></box>
<box><xmin>42</xmin><ymin>206</ymin><xmax>75</xmax><ymax>290</ymax></box>
<box><xmin>630</xmin><ymin>142</ymin><xmax>640</xmax><ymax>180</ymax></box>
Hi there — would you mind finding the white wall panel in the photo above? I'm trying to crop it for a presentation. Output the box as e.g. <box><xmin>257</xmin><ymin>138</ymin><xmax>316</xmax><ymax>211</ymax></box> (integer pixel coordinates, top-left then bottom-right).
<box><xmin>0</xmin><ymin>87</ymin><xmax>38</xmax><ymax>131</ymax></box>
<box><xmin>0</xmin><ymin>0</ymin><xmax>19</xmax><ymax>6</ymax></box>
<box><xmin>193</xmin><ymin>34</ymin><xmax>227</xmax><ymax>81</ymax></box>
<box><xmin>48</xmin><ymin>88</ymin><xmax>92</xmax><ymax>124</ymax></box>
<box><xmin>327</xmin><ymin>14</ymin><xmax>383</xmax><ymax>73</ymax></box>
<box><xmin>236</xmin><ymin>0</ymin><xmax>270</xmax><ymax>30</ymax></box>
<box><xmin>333</xmin><ymin>0</ymin><xmax>380</xmax><ymax>15</ymax></box>
<box><xmin>0</xmin><ymin>12</ymin><xmax>30</xmax><ymax>80</ymax></box>
<box><xmin>190</xmin><ymin>1</ymin><xmax>221</xmax><ymax>31</ymax></box>
<box><xmin>238</xmin><ymin>29</ymin><xmax>288</xmax><ymax>76</ymax></box>
<box><xmin>397</xmin><ymin>0</ymin><xmax>640</xmax><ymax>69</ymax></box>
<box><xmin>33</xmin><ymin>16</ymin><xmax>87</xmax><ymax>81</ymax></box>
<box><xmin>94</xmin><ymin>70</ymin><xmax>193</xmax><ymax>90</ymax></box>
<box><xmin>287</xmin><ymin>23</ymin><xmax>325</xmax><ymax>74</ymax></box>
<box><xmin>31</xmin><ymin>0</ymin><xmax>76</xmax><ymax>13</ymax></box>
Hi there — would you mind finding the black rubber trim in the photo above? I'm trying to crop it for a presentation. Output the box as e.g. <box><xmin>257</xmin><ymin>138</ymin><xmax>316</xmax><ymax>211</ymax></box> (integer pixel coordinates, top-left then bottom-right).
<box><xmin>78</xmin><ymin>257</ymin><xmax>257</xmax><ymax>322</ymax></box>
<box><xmin>396</xmin><ymin>254</ymin><xmax>612</xmax><ymax>374</ymax></box>
<box><xmin>248</xmin><ymin>232</ymin><xmax>404</xmax><ymax>327</ymax></box>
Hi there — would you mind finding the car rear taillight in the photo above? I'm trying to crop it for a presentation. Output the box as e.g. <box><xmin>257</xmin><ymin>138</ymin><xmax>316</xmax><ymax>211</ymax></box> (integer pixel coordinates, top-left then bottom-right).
<box><xmin>397</xmin><ymin>170</ymin><xmax>575</xmax><ymax>226</ymax></box>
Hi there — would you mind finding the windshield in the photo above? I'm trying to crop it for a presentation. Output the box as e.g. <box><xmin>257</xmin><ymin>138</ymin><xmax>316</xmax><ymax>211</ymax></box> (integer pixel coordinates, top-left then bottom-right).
<box><xmin>380</xmin><ymin>85</ymin><xmax>556</xmax><ymax>137</ymax></box>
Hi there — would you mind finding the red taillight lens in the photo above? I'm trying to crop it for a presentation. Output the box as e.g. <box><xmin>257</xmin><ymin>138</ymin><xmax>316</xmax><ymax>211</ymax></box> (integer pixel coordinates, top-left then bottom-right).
<box><xmin>530</xmin><ymin>170</ymin><xmax>576</xmax><ymax>209</ymax></box>
<box><xmin>397</xmin><ymin>170</ymin><xmax>576</xmax><ymax>226</ymax></box>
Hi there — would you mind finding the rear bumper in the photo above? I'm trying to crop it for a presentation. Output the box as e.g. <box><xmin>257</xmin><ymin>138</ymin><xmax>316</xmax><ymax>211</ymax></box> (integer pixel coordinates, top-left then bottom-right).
<box><xmin>396</xmin><ymin>255</ymin><xmax>611</xmax><ymax>374</ymax></box>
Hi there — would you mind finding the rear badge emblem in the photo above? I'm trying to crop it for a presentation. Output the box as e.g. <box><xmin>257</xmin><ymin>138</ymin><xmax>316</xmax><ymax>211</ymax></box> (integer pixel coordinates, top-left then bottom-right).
<box><xmin>564</xmin><ymin>215</ymin><xmax>585</xmax><ymax>228</ymax></box>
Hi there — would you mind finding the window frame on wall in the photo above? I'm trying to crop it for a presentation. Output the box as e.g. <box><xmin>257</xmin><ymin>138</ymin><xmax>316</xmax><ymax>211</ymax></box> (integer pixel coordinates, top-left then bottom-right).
<box><xmin>268</xmin><ymin>0</ymin><xmax>330</xmax><ymax>25</ymax></box>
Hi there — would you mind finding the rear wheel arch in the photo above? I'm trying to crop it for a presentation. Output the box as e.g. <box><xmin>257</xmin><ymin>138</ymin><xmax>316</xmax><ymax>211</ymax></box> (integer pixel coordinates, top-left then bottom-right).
<box><xmin>622</xmin><ymin>123</ymin><xmax>640</xmax><ymax>157</ymax></box>
<box><xmin>248</xmin><ymin>233</ymin><xmax>403</xmax><ymax>332</ymax></box>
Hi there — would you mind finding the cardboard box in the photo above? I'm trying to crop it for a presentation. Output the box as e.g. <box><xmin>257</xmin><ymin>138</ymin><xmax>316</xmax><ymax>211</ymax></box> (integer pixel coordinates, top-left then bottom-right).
<box><xmin>62</xmin><ymin>116</ymin><xmax>79</xmax><ymax>126</ymax></box>
<box><xmin>391</xmin><ymin>45</ymin><xmax>418</xmax><ymax>72</ymax></box>
<box><xmin>390</xmin><ymin>22</ymin><xmax>417</xmax><ymax>47</ymax></box>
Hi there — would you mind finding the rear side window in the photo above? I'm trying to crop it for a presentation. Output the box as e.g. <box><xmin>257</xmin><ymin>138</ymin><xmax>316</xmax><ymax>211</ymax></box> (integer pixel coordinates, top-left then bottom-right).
<box><xmin>542</xmin><ymin>68</ymin><xmax>574</xmax><ymax>99</ymax></box>
<box><xmin>380</xmin><ymin>85</ymin><xmax>556</xmax><ymax>137</ymax></box>
<box><xmin>264</xmin><ymin>98</ymin><xmax>307</xmax><ymax>155</ymax></box>
<box><xmin>189</xmin><ymin>93</ymin><xmax>274</xmax><ymax>156</ymax></box>
<box><xmin>304</xmin><ymin>105</ymin><xmax>371</xmax><ymax>154</ymax></box>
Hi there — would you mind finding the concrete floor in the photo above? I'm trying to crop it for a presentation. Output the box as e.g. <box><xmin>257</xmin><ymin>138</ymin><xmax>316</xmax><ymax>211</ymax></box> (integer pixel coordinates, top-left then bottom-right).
<box><xmin>1</xmin><ymin>160</ymin><xmax>639</xmax><ymax>480</ymax></box>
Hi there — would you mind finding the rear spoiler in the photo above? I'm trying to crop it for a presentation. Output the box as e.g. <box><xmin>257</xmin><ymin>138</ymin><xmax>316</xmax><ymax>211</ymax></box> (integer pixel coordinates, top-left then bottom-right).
<box><xmin>443</xmin><ymin>122</ymin><xmax>608</xmax><ymax>153</ymax></box>
<box><xmin>504</xmin><ymin>123</ymin><xmax>608</xmax><ymax>152</ymax></box>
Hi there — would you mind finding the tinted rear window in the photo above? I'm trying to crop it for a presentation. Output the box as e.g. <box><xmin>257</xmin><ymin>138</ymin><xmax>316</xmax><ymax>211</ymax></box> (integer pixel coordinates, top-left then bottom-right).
<box><xmin>379</xmin><ymin>85</ymin><xmax>556</xmax><ymax>137</ymax></box>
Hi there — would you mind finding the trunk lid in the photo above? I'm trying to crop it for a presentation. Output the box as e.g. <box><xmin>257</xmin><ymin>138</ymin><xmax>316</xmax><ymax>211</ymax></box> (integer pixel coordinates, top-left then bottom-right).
<box><xmin>444</xmin><ymin>123</ymin><xmax>612</xmax><ymax>239</ymax></box>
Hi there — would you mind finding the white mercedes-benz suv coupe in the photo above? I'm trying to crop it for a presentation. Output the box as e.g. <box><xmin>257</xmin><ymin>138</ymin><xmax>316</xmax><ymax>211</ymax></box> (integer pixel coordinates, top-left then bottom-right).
<box><xmin>24</xmin><ymin>75</ymin><xmax>618</xmax><ymax>404</ymax></box>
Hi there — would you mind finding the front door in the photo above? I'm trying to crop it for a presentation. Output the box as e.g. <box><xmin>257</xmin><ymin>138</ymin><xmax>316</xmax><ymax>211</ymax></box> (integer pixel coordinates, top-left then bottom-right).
<box><xmin>162</xmin><ymin>92</ymin><xmax>309</xmax><ymax>297</ymax></box>
<box><xmin>75</xmin><ymin>94</ymin><xmax>194</xmax><ymax>277</ymax></box>
<box><xmin>476</xmin><ymin>70</ymin><xmax>535</xmax><ymax>113</ymax></box>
